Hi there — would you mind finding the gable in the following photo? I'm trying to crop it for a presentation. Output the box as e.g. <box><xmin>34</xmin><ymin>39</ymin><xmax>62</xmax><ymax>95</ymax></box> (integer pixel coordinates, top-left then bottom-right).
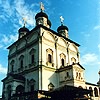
<box><xmin>69</xmin><ymin>43</ymin><xmax>78</xmax><ymax>52</ymax></box>
<box><xmin>43</xmin><ymin>31</ymin><xmax>55</xmax><ymax>42</ymax></box>
<box><xmin>58</xmin><ymin>37</ymin><xmax>66</xmax><ymax>47</ymax></box>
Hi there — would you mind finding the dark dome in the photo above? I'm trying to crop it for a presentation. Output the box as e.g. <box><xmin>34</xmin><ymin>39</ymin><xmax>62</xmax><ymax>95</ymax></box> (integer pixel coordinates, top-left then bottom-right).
<box><xmin>57</xmin><ymin>25</ymin><xmax>69</xmax><ymax>32</ymax></box>
<box><xmin>18</xmin><ymin>26</ymin><xmax>29</xmax><ymax>33</ymax></box>
<box><xmin>35</xmin><ymin>11</ymin><xmax>48</xmax><ymax>19</ymax></box>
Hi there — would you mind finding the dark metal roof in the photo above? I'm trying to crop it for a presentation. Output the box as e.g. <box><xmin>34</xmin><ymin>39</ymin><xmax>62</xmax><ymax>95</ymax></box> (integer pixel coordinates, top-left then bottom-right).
<box><xmin>57</xmin><ymin>63</ymin><xmax>85</xmax><ymax>72</ymax></box>
<box><xmin>2</xmin><ymin>73</ymin><xmax>25</xmax><ymax>82</ymax></box>
<box><xmin>85</xmin><ymin>82</ymin><xmax>98</xmax><ymax>86</ymax></box>
<box><xmin>57</xmin><ymin>25</ymin><xmax>69</xmax><ymax>32</ymax></box>
<box><xmin>7</xmin><ymin>24</ymin><xmax>80</xmax><ymax>49</ymax></box>
<box><xmin>35</xmin><ymin>11</ymin><xmax>48</xmax><ymax>19</ymax></box>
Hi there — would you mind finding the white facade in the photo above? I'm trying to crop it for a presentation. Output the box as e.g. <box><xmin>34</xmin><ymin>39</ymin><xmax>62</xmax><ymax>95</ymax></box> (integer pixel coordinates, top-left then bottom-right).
<box><xmin>1</xmin><ymin>10</ymin><xmax>100</xmax><ymax>100</ymax></box>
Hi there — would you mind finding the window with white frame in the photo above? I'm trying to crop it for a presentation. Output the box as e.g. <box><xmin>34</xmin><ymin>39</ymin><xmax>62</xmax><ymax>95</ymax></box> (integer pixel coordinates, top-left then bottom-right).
<box><xmin>60</xmin><ymin>53</ymin><xmax>66</xmax><ymax>67</ymax></box>
<box><xmin>46</xmin><ymin>48</ymin><xmax>53</xmax><ymax>64</ymax></box>
<box><xmin>71</xmin><ymin>57</ymin><xmax>76</xmax><ymax>64</ymax></box>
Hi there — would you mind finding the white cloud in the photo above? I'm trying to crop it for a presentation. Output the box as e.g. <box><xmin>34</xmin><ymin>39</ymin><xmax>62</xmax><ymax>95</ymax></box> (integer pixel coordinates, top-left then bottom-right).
<box><xmin>0</xmin><ymin>34</ymin><xmax>18</xmax><ymax>49</ymax></box>
<box><xmin>94</xmin><ymin>25</ymin><xmax>100</xmax><ymax>30</ymax></box>
<box><xmin>0</xmin><ymin>64</ymin><xmax>7</xmax><ymax>74</ymax></box>
<box><xmin>0</xmin><ymin>0</ymin><xmax>38</xmax><ymax>28</ymax></box>
<box><xmin>80</xmin><ymin>53</ymin><xmax>99</xmax><ymax>65</ymax></box>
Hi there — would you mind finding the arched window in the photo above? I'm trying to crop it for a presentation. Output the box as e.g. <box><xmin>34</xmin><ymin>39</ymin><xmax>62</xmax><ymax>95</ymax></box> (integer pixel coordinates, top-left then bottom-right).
<box><xmin>19</xmin><ymin>55</ymin><xmax>24</xmax><ymax>68</ymax></box>
<box><xmin>31</xmin><ymin>54</ymin><xmax>34</xmax><ymax>64</ymax></box>
<box><xmin>89</xmin><ymin>87</ymin><xmax>93</xmax><ymax>96</ymax></box>
<box><xmin>94</xmin><ymin>87</ymin><xmax>98</xmax><ymax>97</ymax></box>
<box><xmin>66</xmin><ymin>72</ymin><xmax>69</xmax><ymax>77</ymax></box>
<box><xmin>46</xmin><ymin>48</ymin><xmax>53</xmax><ymax>64</ymax></box>
<box><xmin>10</xmin><ymin>60</ymin><xmax>15</xmax><ymax>72</ymax></box>
<box><xmin>29</xmin><ymin>48</ymin><xmax>36</xmax><ymax>64</ymax></box>
<box><xmin>60</xmin><ymin>53</ymin><xmax>66</xmax><ymax>67</ymax></box>
<box><xmin>71</xmin><ymin>57</ymin><xmax>76</xmax><ymax>64</ymax></box>
<box><xmin>29</xmin><ymin>79</ymin><xmax>36</xmax><ymax>92</ymax></box>
<box><xmin>48</xmin><ymin>54</ymin><xmax>52</xmax><ymax>63</ymax></box>
<box><xmin>61</xmin><ymin>58</ymin><xmax>64</xmax><ymax>66</ymax></box>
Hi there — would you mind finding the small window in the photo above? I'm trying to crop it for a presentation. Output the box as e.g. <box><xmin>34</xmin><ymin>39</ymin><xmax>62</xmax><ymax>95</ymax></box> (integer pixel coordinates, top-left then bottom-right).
<box><xmin>89</xmin><ymin>87</ymin><xmax>93</xmax><ymax>96</ymax></box>
<box><xmin>76</xmin><ymin>72</ymin><xmax>78</xmax><ymax>78</ymax></box>
<box><xmin>79</xmin><ymin>73</ymin><xmax>81</xmax><ymax>79</ymax></box>
<box><xmin>48</xmin><ymin>54</ymin><xmax>52</xmax><ymax>63</ymax></box>
<box><xmin>66</xmin><ymin>72</ymin><xmax>69</xmax><ymax>77</ymax></box>
<box><xmin>61</xmin><ymin>58</ymin><xmax>64</xmax><ymax>66</ymax></box>
<box><xmin>20</xmin><ymin>60</ymin><xmax>23</xmax><ymax>68</ymax></box>
<box><xmin>31</xmin><ymin>85</ymin><xmax>34</xmax><ymax>92</ymax></box>
<box><xmin>31</xmin><ymin>54</ymin><xmax>34</xmax><ymax>64</ymax></box>
<box><xmin>10</xmin><ymin>60</ymin><xmax>15</xmax><ymax>72</ymax></box>
<box><xmin>60</xmin><ymin>53</ymin><xmax>66</xmax><ymax>67</ymax></box>
<box><xmin>19</xmin><ymin>55</ymin><xmax>24</xmax><ymax>68</ymax></box>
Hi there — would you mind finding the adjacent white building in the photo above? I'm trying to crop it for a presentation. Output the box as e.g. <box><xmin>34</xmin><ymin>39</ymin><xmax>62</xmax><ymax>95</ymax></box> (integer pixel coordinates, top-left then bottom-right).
<box><xmin>1</xmin><ymin>4</ymin><xmax>100</xmax><ymax>100</ymax></box>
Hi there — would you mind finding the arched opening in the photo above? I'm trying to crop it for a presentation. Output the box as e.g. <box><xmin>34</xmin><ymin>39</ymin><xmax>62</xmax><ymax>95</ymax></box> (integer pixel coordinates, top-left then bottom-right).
<box><xmin>94</xmin><ymin>87</ymin><xmax>98</xmax><ymax>97</ymax></box>
<box><xmin>16</xmin><ymin>85</ymin><xmax>24</xmax><ymax>94</ymax></box>
<box><xmin>89</xmin><ymin>87</ymin><xmax>93</xmax><ymax>96</ymax></box>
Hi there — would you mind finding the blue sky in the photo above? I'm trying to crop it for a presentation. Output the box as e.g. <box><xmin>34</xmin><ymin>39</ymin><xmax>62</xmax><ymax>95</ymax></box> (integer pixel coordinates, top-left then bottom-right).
<box><xmin>0</xmin><ymin>0</ymin><xmax>100</xmax><ymax>95</ymax></box>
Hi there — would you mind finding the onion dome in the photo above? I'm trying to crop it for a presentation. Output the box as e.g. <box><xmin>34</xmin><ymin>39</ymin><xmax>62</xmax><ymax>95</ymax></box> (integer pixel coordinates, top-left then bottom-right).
<box><xmin>18</xmin><ymin>26</ymin><xmax>29</xmax><ymax>33</ymax></box>
<box><xmin>57</xmin><ymin>25</ymin><xmax>68</xmax><ymax>32</ymax></box>
<box><xmin>35</xmin><ymin>11</ymin><xmax>48</xmax><ymax>20</ymax></box>
<box><xmin>18</xmin><ymin>26</ymin><xmax>29</xmax><ymax>39</ymax></box>
<box><xmin>57</xmin><ymin>25</ymin><xmax>69</xmax><ymax>38</ymax></box>
<box><xmin>35</xmin><ymin>11</ymin><xmax>51</xmax><ymax>28</ymax></box>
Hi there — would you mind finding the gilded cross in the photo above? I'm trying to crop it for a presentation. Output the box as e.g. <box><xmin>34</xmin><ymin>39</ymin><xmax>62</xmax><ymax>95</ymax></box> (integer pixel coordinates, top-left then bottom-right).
<box><xmin>40</xmin><ymin>2</ymin><xmax>44</xmax><ymax>11</ymax></box>
<box><xmin>23</xmin><ymin>17</ymin><xmax>27</xmax><ymax>27</ymax></box>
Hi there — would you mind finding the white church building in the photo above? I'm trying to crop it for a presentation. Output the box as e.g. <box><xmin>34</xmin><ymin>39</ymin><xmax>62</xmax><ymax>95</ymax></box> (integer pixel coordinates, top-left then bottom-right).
<box><xmin>1</xmin><ymin>3</ymin><xmax>100</xmax><ymax>100</ymax></box>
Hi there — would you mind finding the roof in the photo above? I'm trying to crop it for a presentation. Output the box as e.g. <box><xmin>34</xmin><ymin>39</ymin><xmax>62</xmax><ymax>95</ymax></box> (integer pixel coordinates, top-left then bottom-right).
<box><xmin>57</xmin><ymin>63</ymin><xmax>85</xmax><ymax>72</ymax></box>
<box><xmin>7</xmin><ymin>24</ymin><xmax>80</xmax><ymax>49</ymax></box>
<box><xmin>2</xmin><ymin>73</ymin><xmax>25</xmax><ymax>82</ymax></box>
<box><xmin>18</xmin><ymin>26</ymin><xmax>29</xmax><ymax>33</ymax></box>
<box><xmin>35</xmin><ymin>11</ymin><xmax>48</xmax><ymax>19</ymax></box>
<box><xmin>57</xmin><ymin>25</ymin><xmax>69</xmax><ymax>32</ymax></box>
<box><xmin>85</xmin><ymin>82</ymin><xmax>98</xmax><ymax>86</ymax></box>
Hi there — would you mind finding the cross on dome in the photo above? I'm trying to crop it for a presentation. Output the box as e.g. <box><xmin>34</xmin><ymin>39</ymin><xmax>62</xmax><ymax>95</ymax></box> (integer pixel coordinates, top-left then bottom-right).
<box><xmin>23</xmin><ymin>17</ymin><xmax>27</xmax><ymax>27</ymax></box>
<box><xmin>60</xmin><ymin>16</ymin><xmax>64</xmax><ymax>25</ymax></box>
<box><xmin>40</xmin><ymin>2</ymin><xmax>44</xmax><ymax>12</ymax></box>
